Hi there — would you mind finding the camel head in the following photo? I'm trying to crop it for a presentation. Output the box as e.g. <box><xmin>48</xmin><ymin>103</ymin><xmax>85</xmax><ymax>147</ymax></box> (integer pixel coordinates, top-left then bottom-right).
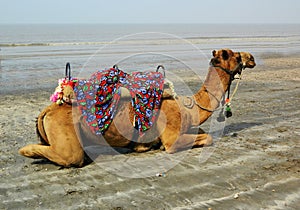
<box><xmin>210</xmin><ymin>49</ymin><xmax>256</xmax><ymax>77</ymax></box>
<box><xmin>210</xmin><ymin>49</ymin><xmax>243</xmax><ymax>76</ymax></box>
<box><xmin>240</xmin><ymin>52</ymin><xmax>256</xmax><ymax>69</ymax></box>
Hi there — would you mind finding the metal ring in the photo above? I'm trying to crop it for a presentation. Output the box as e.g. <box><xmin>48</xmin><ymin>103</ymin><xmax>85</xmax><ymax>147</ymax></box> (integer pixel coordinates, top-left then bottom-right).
<box><xmin>183</xmin><ymin>96</ymin><xmax>194</xmax><ymax>109</ymax></box>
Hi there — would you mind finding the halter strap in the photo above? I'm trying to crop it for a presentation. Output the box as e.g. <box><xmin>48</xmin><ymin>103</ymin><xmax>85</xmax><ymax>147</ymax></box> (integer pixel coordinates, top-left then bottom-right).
<box><xmin>184</xmin><ymin>61</ymin><xmax>243</xmax><ymax>112</ymax></box>
<box><xmin>212</xmin><ymin>61</ymin><xmax>243</xmax><ymax>102</ymax></box>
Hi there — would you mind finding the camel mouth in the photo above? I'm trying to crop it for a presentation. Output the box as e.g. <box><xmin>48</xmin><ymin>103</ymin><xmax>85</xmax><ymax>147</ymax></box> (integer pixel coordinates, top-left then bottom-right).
<box><xmin>249</xmin><ymin>63</ymin><xmax>256</xmax><ymax>68</ymax></box>
<box><xmin>209</xmin><ymin>58</ymin><xmax>220</xmax><ymax>67</ymax></box>
<box><xmin>209</xmin><ymin>58</ymin><xmax>221</xmax><ymax>66</ymax></box>
<box><xmin>243</xmin><ymin>62</ymin><xmax>256</xmax><ymax>69</ymax></box>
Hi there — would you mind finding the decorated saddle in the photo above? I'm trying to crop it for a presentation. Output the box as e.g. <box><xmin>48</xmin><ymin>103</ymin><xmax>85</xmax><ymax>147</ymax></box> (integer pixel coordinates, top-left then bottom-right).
<box><xmin>73</xmin><ymin>67</ymin><xmax>165</xmax><ymax>136</ymax></box>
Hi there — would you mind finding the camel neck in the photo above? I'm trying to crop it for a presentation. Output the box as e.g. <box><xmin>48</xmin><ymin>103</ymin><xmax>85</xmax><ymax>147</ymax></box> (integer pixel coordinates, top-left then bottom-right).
<box><xmin>192</xmin><ymin>66</ymin><xmax>232</xmax><ymax>124</ymax></box>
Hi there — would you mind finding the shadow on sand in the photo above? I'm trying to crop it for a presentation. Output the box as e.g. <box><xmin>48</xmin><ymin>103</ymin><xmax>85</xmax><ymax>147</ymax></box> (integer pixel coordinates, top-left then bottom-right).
<box><xmin>223</xmin><ymin>122</ymin><xmax>263</xmax><ymax>135</ymax></box>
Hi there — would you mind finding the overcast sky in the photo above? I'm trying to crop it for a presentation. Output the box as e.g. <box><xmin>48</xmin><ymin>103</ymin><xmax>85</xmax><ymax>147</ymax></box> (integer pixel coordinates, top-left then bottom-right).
<box><xmin>1</xmin><ymin>0</ymin><xmax>300</xmax><ymax>24</ymax></box>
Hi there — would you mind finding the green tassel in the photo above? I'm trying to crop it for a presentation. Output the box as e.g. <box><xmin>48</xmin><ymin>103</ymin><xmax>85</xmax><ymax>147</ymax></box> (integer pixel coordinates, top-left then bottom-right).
<box><xmin>226</xmin><ymin>106</ymin><xmax>231</xmax><ymax>111</ymax></box>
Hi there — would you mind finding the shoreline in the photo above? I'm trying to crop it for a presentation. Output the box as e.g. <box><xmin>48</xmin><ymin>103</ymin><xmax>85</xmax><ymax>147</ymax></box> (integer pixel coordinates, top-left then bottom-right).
<box><xmin>1</xmin><ymin>52</ymin><xmax>300</xmax><ymax>95</ymax></box>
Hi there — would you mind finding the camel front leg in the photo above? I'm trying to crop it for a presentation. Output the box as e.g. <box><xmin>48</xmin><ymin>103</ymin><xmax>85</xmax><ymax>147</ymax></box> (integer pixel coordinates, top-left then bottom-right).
<box><xmin>160</xmin><ymin>132</ymin><xmax>213</xmax><ymax>154</ymax></box>
<box><xmin>19</xmin><ymin>144</ymin><xmax>82</xmax><ymax>167</ymax></box>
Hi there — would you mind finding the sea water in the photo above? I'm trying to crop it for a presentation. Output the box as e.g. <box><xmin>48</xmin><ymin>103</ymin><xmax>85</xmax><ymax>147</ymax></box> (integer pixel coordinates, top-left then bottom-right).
<box><xmin>0</xmin><ymin>24</ymin><xmax>299</xmax><ymax>93</ymax></box>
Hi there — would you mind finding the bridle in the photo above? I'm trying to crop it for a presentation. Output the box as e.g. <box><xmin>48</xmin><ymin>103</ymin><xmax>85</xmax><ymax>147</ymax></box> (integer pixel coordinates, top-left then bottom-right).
<box><xmin>214</xmin><ymin>61</ymin><xmax>243</xmax><ymax>103</ymax></box>
<box><xmin>183</xmin><ymin>60</ymin><xmax>243</xmax><ymax>116</ymax></box>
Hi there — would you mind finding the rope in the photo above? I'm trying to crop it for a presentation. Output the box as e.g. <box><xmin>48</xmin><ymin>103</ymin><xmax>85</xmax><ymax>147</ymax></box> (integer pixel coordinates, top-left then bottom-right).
<box><xmin>229</xmin><ymin>75</ymin><xmax>242</xmax><ymax>101</ymax></box>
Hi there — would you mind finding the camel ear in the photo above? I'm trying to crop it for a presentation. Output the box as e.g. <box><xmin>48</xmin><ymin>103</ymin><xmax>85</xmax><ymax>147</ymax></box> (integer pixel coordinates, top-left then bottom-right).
<box><xmin>212</xmin><ymin>50</ymin><xmax>216</xmax><ymax>57</ymax></box>
<box><xmin>222</xmin><ymin>50</ymin><xmax>229</xmax><ymax>60</ymax></box>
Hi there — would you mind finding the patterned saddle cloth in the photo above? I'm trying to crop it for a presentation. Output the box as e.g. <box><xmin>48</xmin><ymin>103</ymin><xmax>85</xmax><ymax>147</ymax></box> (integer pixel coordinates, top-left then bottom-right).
<box><xmin>74</xmin><ymin>68</ymin><xmax>164</xmax><ymax>136</ymax></box>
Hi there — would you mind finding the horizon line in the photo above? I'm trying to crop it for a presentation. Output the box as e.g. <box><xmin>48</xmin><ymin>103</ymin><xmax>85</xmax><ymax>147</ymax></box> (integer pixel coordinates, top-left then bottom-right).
<box><xmin>1</xmin><ymin>22</ymin><xmax>300</xmax><ymax>25</ymax></box>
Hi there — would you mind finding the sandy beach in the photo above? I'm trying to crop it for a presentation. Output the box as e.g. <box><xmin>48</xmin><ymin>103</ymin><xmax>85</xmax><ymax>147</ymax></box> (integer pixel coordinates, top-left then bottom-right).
<box><xmin>0</xmin><ymin>53</ymin><xmax>299</xmax><ymax>209</ymax></box>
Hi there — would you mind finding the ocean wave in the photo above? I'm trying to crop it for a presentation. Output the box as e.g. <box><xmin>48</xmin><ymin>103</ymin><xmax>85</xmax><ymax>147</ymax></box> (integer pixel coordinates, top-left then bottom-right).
<box><xmin>0</xmin><ymin>35</ymin><xmax>298</xmax><ymax>48</ymax></box>
<box><xmin>0</xmin><ymin>42</ymin><xmax>108</xmax><ymax>47</ymax></box>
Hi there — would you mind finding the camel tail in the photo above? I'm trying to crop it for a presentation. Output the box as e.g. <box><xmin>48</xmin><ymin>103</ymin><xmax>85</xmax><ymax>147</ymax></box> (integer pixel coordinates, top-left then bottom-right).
<box><xmin>36</xmin><ymin>108</ymin><xmax>49</xmax><ymax>145</ymax></box>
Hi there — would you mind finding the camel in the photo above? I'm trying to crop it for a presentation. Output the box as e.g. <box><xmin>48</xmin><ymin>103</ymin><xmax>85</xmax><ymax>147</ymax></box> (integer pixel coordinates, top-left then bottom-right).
<box><xmin>19</xmin><ymin>49</ymin><xmax>256</xmax><ymax>167</ymax></box>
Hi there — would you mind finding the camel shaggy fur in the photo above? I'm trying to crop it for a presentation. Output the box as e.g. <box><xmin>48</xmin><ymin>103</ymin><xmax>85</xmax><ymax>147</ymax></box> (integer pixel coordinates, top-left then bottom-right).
<box><xmin>19</xmin><ymin>49</ymin><xmax>256</xmax><ymax>167</ymax></box>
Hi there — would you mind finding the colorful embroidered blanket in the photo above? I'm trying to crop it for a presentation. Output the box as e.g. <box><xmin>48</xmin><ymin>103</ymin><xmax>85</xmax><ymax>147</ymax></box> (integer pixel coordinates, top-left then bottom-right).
<box><xmin>74</xmin><ymin>68</ymin><xmax>164</xmax><ymax>136</ymax></box>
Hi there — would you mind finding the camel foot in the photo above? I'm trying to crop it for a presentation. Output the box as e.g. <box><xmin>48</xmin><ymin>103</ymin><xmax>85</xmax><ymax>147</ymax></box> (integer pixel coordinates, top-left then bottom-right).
<box><xmin>164</xmin><ymin>134</ymin><xmax>213</xmax><ymax>154</ymax></box>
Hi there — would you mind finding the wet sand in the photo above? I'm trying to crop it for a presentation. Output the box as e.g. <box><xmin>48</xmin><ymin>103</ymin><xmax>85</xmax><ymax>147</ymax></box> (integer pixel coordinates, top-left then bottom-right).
<box><xmin>0</xmin><ymin>54</ymin><xmax>299</xmax><ymax>209</ymax></box>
